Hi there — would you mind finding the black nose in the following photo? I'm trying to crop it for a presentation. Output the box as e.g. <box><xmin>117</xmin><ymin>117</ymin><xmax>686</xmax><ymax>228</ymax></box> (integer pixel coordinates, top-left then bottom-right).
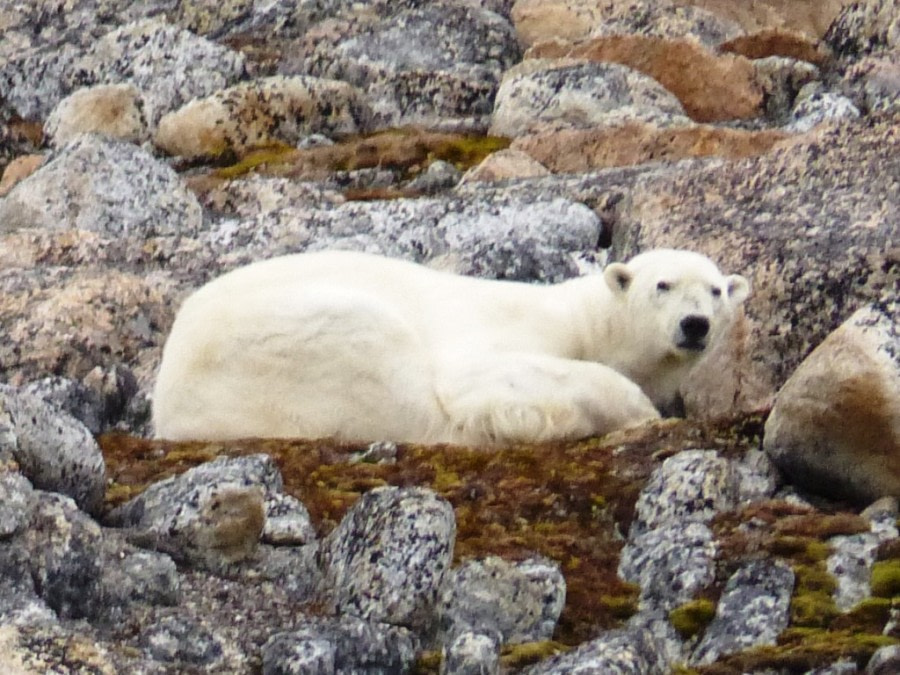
<box><xmin>680</xmin><ymin>315</ymin><xmax>710</xmax><ymax>342</ymax></box>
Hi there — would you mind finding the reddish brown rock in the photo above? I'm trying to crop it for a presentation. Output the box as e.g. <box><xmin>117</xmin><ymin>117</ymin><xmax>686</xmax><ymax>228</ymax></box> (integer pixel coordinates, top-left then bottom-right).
<box><xmin>527</xmin><ymin>35</ymin><xmax>764</xmax><ymax>122</ymax></box>
<box><xmin>511</xmin><ymin>122</ymin><xmax>788</xmax><ymax>172</ymax></box>
<box><xmin>460</xmin><ymin>148</ymin><xmax>551</xmax><ymax>182</ymax></box>
<box><xmin>675</xmin><ymin>0</ymin><xmax>852</xmax><ymax>37</ymax></box>
<box><xmin>719</xmin><ymin>28</ymin><xmax>832</xmax><ymax>65</ymax></box>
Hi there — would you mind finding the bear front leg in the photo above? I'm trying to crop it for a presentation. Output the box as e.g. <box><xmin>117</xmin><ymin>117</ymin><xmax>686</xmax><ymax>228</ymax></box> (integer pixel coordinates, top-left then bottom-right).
<box><xmin>434</xmin><ymin>352</ymin><xmax>660</xmax><ymax>445</ymax></box>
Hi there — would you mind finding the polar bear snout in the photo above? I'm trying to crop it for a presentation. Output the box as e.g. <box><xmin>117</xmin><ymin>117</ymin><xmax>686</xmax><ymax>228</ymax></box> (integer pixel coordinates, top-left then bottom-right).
<box><xmin>677</xmin><ymin>314</ymin><xmax>711</xmax><ymax>351</ymax></box>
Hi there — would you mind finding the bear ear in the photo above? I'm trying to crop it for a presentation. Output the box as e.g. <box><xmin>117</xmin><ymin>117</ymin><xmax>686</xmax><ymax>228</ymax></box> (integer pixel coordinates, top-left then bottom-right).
<box><xmin>726</xmin><ymin>274</ymin><xmax>750</xmax><ymax>303</ymax></box>
<box><xmin>604</xmin><ymin>263</ymin><xmax>633</xmax><ymax>294</ymax></box>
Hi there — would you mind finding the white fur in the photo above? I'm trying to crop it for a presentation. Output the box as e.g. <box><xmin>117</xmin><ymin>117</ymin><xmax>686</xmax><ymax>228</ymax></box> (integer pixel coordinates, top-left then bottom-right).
<box><xmin>152</xmin><ymin>249</ymin><xmax>749</xmax><ymax>444</ymax></box>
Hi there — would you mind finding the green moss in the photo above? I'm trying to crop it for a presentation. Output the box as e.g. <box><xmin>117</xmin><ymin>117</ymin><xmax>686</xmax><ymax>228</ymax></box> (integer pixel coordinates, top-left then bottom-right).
<box><xmin>790</xmin><ymin>591</ymin><xmax>840</xmax><ymax>628</ymax></box>
<box><xmin>500</xmin><ymin>641</ymin><xmax>569</xmax><ymax>668</ymax></box>
<box><xmin>832</xmin><ymin>597</ymin><xmax>892</xmax><ymax>633</ymax></box>
<box><xmin>871</xmin><ymin>559</ymin><xmax>900</xmax><ymax>598</ymax></box>
<box><xmin>769</xmin><ymin>536</ymin><xmax>830</xmax><ymax>564</ymax></box>
<box><xmin>794</xmin><ymin>564</ymin><xmax>837</xmax><ymax>595</ymax></box>
<box><xmin>669</xmin><ymin>599</ymin><xmax>717</xmax><ymax>639</ymax></box>
<box><xmin>598</xmin><ymin>586</ymin><xmax>640</xmax><ymax>620</ymax></box>
<box><xmin>413</xmin><ymin>650</ymin><xmax>441</xmax><ymax>674</ymax></box>
<box><xmin>214</xmin><ymin>143</ymin><xmax>298</xmax><ymax>179</ymax></box>
<box><xmin>429</xmin><ymin>135</ymin><xmax>510</xmax><ymax>170</ymax></box>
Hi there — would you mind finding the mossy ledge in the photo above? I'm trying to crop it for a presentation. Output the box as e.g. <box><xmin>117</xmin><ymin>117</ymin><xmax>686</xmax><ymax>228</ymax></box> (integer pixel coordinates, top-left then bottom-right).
<box><xmin>100</xmin><ymin>415</ymin><xmax>762</xmax><ymax>646</ymax></box>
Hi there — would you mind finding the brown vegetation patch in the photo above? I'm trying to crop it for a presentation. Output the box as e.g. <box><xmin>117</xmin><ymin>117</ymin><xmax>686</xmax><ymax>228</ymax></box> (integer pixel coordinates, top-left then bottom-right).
<box><xmin>100</xmin><ymin>415</ymin><xmax>762</xmax><ymax>645</ymax></box>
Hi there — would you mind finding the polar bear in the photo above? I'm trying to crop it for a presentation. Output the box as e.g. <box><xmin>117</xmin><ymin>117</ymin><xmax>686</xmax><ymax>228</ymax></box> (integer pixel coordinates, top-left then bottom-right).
<box><xmin>152</xmin><ymin>249</ymin><xmax>749</xmax><ymax>445</ymax></box>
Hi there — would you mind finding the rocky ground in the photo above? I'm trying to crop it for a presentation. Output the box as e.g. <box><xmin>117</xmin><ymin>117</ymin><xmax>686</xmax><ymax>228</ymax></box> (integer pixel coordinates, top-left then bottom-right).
<box><xmin>0</xmin><ymin>0</ymin><xmax>899</xmax><ymax>673</ymax></box>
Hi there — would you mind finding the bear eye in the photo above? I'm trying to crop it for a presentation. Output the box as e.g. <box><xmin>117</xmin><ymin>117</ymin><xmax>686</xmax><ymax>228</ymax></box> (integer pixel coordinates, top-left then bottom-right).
<box><xmin>656</xmin><ymin>281</ymin><xmax>671</xmax><ymax>292</ymax></box>
<box><xmin>711</xmin><ymin>286</ymin><xmax>722</xmax><ymax>298</ymax></box>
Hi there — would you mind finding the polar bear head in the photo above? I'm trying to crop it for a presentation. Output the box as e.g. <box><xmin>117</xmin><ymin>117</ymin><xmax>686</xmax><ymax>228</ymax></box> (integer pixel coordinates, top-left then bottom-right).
<box><xmin>602</xmin><ymin>249</ymin><xmax>750</xmax><ymax>408</ymax></box>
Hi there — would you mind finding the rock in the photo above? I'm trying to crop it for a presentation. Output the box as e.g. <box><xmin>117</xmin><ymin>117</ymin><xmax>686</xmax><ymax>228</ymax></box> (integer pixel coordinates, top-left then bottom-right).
<box><xmin>827</xmin><ymin>498</ymin><xmax>899</xmax><ymax>610</ymax></box>
<box><xmin>144</xmin><ymin>614</ymin><xmax>225</xmax><ymax>666</ymax></box>
<box><xmin>438</xmin><ymin>556</ymin><xmax>565</xmax><ymax>645</ymax></box>
<box><xmin>155</xmin><ymin>75</ymin><xmax>372</xmax><ymax>159</ymax></box>
<box><xmin>524</xmin><ymin>626</ymin><xmax>668</xmax><ymax>674</ymax></box>
<box><xmin>20</xmin><ymin>492</ymin><xmax>104</xmax><ymax>619</ymax></box>
<box><xmin>0</xmin><ymin>154</ymin><xmax>44</xmax><ymax>197</ymax></box>
<box><xmin>239</xmin><ymin>193</ymin><xmax>604</xmax><ymax>282</ymax></box>
<box><xmin>98</xmin><ymin>548</ymin><xmax>180</xmax><ymax>610</ymax></box>
<box><xmin>108</xmin><ymin>455</ymin><xmax>279</xmax><ymax>568</ymax></box>
<box><xmin>511</xmin><ymin>122</ymin><xmax>788</xmax><ymax>173</ymax></box>
<box><xmin>490</xmin><ymin>59</ymin><xmax>689</xmax><ymax>137</ymax></box>
<box><xmin>22</xmin><ymin>369</ymin><xmax>137</xmax><ymax>436</ymax></box>
<box><xmin>629</xmin><ymin>449</ymin><xmax>739</xmax><ymax>537</ymax></box>
<box><xmin>0</xmin><ymin>472</ymin><xmax>34</xmax><ymax>538</ymax></box>
<box><xmin>262</xmin><ymin>493</ymin><xmax>316</xmax><ymax>546</ymax></box>
<box><xmin>510</xmin><ymin>0</ymin><xmax>744</xmax><ymax>48</ymax></box>
<box><xmin>0</xmin><ymin>134</ymin><xmax>203</xmax><ymax>236</ymax></box>
<box><xmin>677</xmin><ymin>0</ymin><xmax>849</xmax><ymax>37</ymax></box>
<box><xmin>262</xmin><ymin>617</ymin><xmax>417</xmax><ymax>675</ymax></box>
<box><xmin>753</xmin><ymin>56</ymin><xmax>821</xmax><ymax>122</ymax></box>
<box><xmin>0</xmin><ymin>266</ymin><xmax>179</xmax><ymax>399</ymax></box>
<box><xmin>868</xmin><ymin>644</ymin><xmax>900</xmax><ymax>674</ymax></box>
<box><xmin>44</xmin><ymin>84</ymin><xmax>148</xmax><ymax>148</ymax></box>
<box><xmin>842</xmin><ymin>54</ymin><xmax>900</xmax><ymax>113</ymax></box>
<box><xmin>526</xmin><ymin>35</ymin><xmax>764</xmax><ymax>123</ymax></box>
<box><xmin>764</xmin><ymin>305</ymin><xmax>900</xmax><ymax>504</ymax></box>
<box><xmin>786</xmin><ymin>91</ymin><xmax>861</xmax><ymax>132</ymax></box>
<box><xmin>720</xmin><ymin>28</ymin><xmax>833</xmax><ymax>65</ymax></box>
<box><xmin>619</xmin><ymin>521</ymin><xmax>717</xmax><ymax>611</ymax></box>
<box><xmin>0</xmin><ymin>18</ymin><xmax>247</xmax><ymax>127</ymax></box>
<box><xmin>407</xmin><ymin>160</ymin><xmax>462</xmax><ymax>194</ymax></box>
<box><xmin>291</xmin><ymin>2</ymin><xmax>521</xmax><ymax>130</ymax></box>
<box><xmin>442</xmin><ymin>631</ymin><xmax>500</xmax><ymax>675</ymax></box>
<box><xmin>0</xmin><ymin>384</ymin><xmax>106</xmax><ymax>514</ymax></box>
<box><xmin>460</xmin><ymin>148</ymin><xmax>551</xmax><ymax>182</ymax></box>
<box><xmin>692</xmin><ymin>560</ymin><xmax>795</xmax><ymax>665</ymax></box>
<box><xmin>614</xmin><ymin>114</ymin><xmax>899</xmax><ymax>417</ymax></box>
<box><xmin>318</xmin><ymin>486</ymin><xmax>455</xmax><ymax>626</ymax></box>
<box><xmin>825</xmin><ymin>0</ymin><xmax>900</xmax><ymax>59</ymax></box>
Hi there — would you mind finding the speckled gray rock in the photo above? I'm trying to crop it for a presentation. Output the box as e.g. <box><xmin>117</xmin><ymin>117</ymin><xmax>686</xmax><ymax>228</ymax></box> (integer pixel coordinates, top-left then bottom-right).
<box><xmin>0</xmin><ymin>134</ymin><xmax>203</xmax><ymax>236</ymax></box>
<box><xmin>263</xmin><ymin>493</ymin><xmax>316</xmax><ymax>545</ymax></box>
<box><xmin>293</xmin><ymin>2</ymin><xmax>521</xmax><ymax>130</ymax></box>
<box><xmin>692</xmin><ymin>560</ymin><xmax>795</xmax><ymax>665</ymax></box>
<box><xmin>82</xmin><ymin>19</ymin><xmax>247</xmax><ymax>128</ymax></box>
<box><xmin>868</xmin><ymin>644</ymin><xmax>900</xmax><ymax>674</ymax></box>
<box><xmin>155</xmin><ymin>75</ymin><xmax>372</xmax><ymax>159</ymax></box>
<box><xmin>625</xmin><ymin>609</ymin><xmax>688</xmax><ymax>669</ymax></box>
<box><xmin>828</xmin><ymin>497</ymin><xmax>899</xmax><ymax>610</ymax></box>
<box><xmin>735</xmin><ymin>448</ymin><xmax>781</xmax><ymax>504</ymax></box>
<box><xmin>786</xmin><ymin>91</ymin><xmax>861</xmax><ymax>132</ymax></box>
<box><xmin>262</xmin><ymin>616</ymin><xmax>417</xmax><ymax>675</ymax></box>
<box><xmin>0</xmin><ymin>384</ymin><xmax>105</xmax><ymax>514</ymax></box>
<box><xmin>0</xmin><ymin>17</ymin><xmax>246</xmax><ymax>125</ymax></box>
<box><xmin>408</xmin><ymin>160</ymin><xmax>463</xmax><ymax>194</ymax></box>
<box><xmin>235</xmin><ymin>194</ymin><xmax>603</xmax><ymax>282</ymax></box>
<box><xmin>98</xmin><ymin>548</ymin><xmax>180</xmax><ymax>611</ymax></box>
<box><xmin>629</xmin><ymin>449</ymin><xmax>739</xmax><ymax>537</ymax></box>
<box><xmin>619</xmin><ymin>521</ymin><xmax>717</xmax><ymax>611</ymax></box>
<box><xmin>108</xmin><ymin>454</ymin><xmax>279</xmax><ymax>567</ymax></box>
<box><xmin>490</xmin><ymin>60</ymin><xmax>689</xmax><ymax>137</ymax></box>
<box><xmin>842</xmin><ymin>54</ymin><xmax>900</xmax><ymax>113</ymax></box>
<box><xmin>524</xmin><ymin>626</ymin><xmax>668</xmax><ymax>675</ymax></box>
<box><xmin>318</xmin><ymin>486</ymin><xmax>455</xmax><ymax>627</ymax></box>
<box><xmin>764</xmin><ymin>305</ymin><xmax>900</xmax><ymax>504</ymax></box>
<box><xmin>21</xmin><ymin>491</ymin><xmax>104</xmax><ymax>619</ymax></box>
<box><xmin>144</xmin><ymin>614</ymin><xmax>225</xmax><ymax>666</ymax></box>
<box><xmin>825</xmin><ymin>0</ymin><xmax>900</xmax><ymax>58</ymax></box>
<box><xmin>442</xmin><ymin>631</ymin><xmax>500</xmax><ymax>675</ymax></box>
<box><xmin>614</xmin><ymin>113</ymin><xmax>899</xmax><ymax>417</ymax></box>
<box><xmin>22</xmin><ymin>369</ymin><xmax>137</xmax><ymax>436</ymax></box>
<box><xmin>0</xmin><ymin>472</ymin><xmax>34</xmax><ymax>539</ymax></box>
<box><xmin>438</xmin><ymin>556</ymin><xmax>565</xmax><ymax>645</ymax></box>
